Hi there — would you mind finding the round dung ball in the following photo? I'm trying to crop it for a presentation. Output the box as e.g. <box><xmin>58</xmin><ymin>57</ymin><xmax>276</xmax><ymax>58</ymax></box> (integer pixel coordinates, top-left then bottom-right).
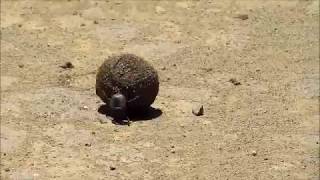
<box><xmin>96</xmin><ymin>53</ymin><xmax>159</xmax><ymax>111</ymax></box>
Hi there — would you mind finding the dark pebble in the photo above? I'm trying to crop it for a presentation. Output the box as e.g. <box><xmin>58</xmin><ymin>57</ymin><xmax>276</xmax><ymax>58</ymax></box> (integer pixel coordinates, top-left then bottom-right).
<box><xmin>60</xmin><ymin>62</ymin><xmax>74</xmax><ymax>69</ymax></box>
<box><xmin>110</xmin><ymin>166</ymin><xmax>116</xmax><ymax>170</ymax></box>
<box><xmin>235</xmin><ymin>14</ymin><xmax>249</xmax><ymax>20</ymax></box>
<box><xmin>229</xmin><ymin>78</ymin><xmax>241</xmax><ymax>86</ymax></box>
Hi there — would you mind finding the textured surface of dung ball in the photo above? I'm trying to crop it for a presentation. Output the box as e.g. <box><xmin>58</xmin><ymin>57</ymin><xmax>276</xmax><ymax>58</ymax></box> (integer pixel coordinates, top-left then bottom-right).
<box><xmin>96</xmin><ymin>54</ymin><xmax>159</xmax><ymax>111</ymax></box>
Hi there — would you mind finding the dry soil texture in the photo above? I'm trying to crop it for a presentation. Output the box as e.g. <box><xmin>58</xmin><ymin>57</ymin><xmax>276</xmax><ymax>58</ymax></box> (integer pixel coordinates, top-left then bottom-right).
<box><xmin>1</xmin><ymin>0</ymin><xmax>319</xmax><ymax>180</ymax></box>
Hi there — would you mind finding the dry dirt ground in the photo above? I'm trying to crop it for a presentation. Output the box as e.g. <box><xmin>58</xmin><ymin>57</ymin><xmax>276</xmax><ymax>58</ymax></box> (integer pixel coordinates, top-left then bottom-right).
<box><xmin>1</xmin><ymin>0</ymin><xmax>319</xmax><ymax>179</ymax></box>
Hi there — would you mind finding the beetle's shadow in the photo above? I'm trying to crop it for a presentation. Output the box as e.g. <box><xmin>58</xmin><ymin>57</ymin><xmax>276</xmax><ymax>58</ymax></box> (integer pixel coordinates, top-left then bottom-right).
<box><xmin>98</xmin><ymin>104</ymin><xmax>162</xmax><ymax>123</ymax></box>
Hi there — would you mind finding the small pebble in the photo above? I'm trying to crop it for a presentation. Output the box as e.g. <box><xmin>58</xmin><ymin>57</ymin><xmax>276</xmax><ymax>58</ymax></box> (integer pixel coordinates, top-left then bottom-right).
<box><xmin>4</xmin><ymin>168</ymin><xmax>10</xmax><ymax>172</ymax></box>
<box><xmin>18</xmin><ymin>64</ymin><xmax>24</xmax><ymax>68</ymax></box>
<box><xmin>171</xmin><ymin>150</ymin><xmax>176</xmax><ymax>154</ymax></box>
<box><xmin>229</xmin><ymin>78</ymin><xmax>241</xmax><ymax>86</ymax></box>
<box><xmin>84</xmin><ymin>143</ymin><xmax>91</xmax><ymax>147</ymax></box>
<box><xmin>264</xmin><ymin>158</ymin><xmax>269</xmax><ymax>160</ymax></box>
<box><xmin>192</xmin><ymin>104</ymin><xmax>204</xmax><ymax>116</ymax></box>
<box><xmin>99</xmin><ymin>118</ymin><xmax>109</xmax><ymax>124</ymax></box>
<box><xmin>80</xmin><ymin>23</ymin><xmax>86</xmax><ymax>27</ymax></box>
<box><xmin>60</xmin><ymin>62</ymin><xmax>74</xmax><ymax>69</ymax></box>
<box><xmin>235</xmin><ymin>14</ymin><xmax>249</xmax><ymax>20</ymax></box>
<box><xmin>156</xmin><ymin>6</ymin><xmax>166</xmax><ymax>14</ymax></box>
<box><xmin>251</xmin><ymin>150</ymin><xmax>257</xmax><ymax>156</ymax></box>
<box><xmin>93</xmin><ymin>20</ymin><xmax>99</xmax><ymax>24</ymax></box>
<box><xmin>110</xmin><ymin>166</ymin><xmax>116</xmax><ymax>171</ymax></box>
<box><xmin>82</xmin><ymin>106</ymin><xmax>89</xmax><ymax>110</ymax></box>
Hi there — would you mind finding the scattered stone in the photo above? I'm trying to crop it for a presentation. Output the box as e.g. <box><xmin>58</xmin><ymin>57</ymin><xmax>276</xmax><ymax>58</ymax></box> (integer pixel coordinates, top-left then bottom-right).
<box><xmin>235</xmin><ymin>14</ymin><xmax>249</xmax><ymax>20</ymax></box>
<box><xmin>171</xmin><ymin>150</ymin><xmax>176</xmax><ymax>154</ymax></box>
<box><xmin>80</xmin><ymin>23</ymin><xmax>86</xmax><ymax>27</ymax></box>
<box><xmin>110</xmin><ymin>166</ymin><xmax>116</xmax><ymax>171</ymax></box>
<box><xmin>60</xmin><ymin>62</ymin><xmax>74</xmax><ymax>69</ymax></box>
<box><xmin>18</xmin><ymin>64</ymin><xmax>24</xmax><ymax>68</ymax></box>
<box><xmin>171</xmin><ymin>145</ymin><xmax>175</xmax><ymax>148</ymax></box>
<box><xmin>264</xmin><ymin>158</ymin><xmax>269</xmax><ymax>160</ymax></box>
<box><xmin>192</xmin><ymin>104</ymin><xmax>204</xmax><ymax>116</ymax></box>
<box><xmin>251</xmin><ymin>150</ymin><xmax>257</xmax><ymax>156</ymax></box>
<box><xmin>18</xmin><ymin>24</ymin><xmax>22</xmax><ymax>28</ymax></box>
<box><xmin>84</xmin><ymin>143</ymin><xmax>91</xmax><ymax>147</ymax></box>
<box><xmin>229</xmin><ymin>78</ymin><xmax>241</xmax><ymax>86</ymax></box>
<box><xmin>4</xmin><ymin>168</ymin><xmax>10</xmax><ymax>172</ymax></box>
<box><xmin>156</xmin><ymin>6</ymin><xmax>166</xmax><ymax>14</ymax></box>
<box><xmin>81</xmin><ymin>106</ymin><xmax>89</xmax><ymax>110</ymax></box>
<box><xmin>99</xmin><ymin>117</ymin><xmax>110</xmax><ymax>124</ymax></box>
<box><xmin>161</xmin><ymin>67</ymin><xmax>166</xmax><ymax>70</ymax></box>
<box><xmin>93</xmin><ymin>20</ymin><xmax>99</xmax><ymax>24</ymax></box>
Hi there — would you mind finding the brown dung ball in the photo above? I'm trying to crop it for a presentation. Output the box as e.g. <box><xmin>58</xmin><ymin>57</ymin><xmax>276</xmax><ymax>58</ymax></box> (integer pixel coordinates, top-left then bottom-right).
<box><xmin>96</xmin><ymin>53</ymin><xmax>159</xmax><ymax>111</ymax></box>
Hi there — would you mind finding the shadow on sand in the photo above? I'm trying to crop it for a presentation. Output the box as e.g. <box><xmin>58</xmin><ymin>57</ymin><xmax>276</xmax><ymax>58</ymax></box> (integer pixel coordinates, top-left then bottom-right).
<box><xmin>98</xmin><ymin>104</ymin><xmax>162</xmax><ymax>125</ymax></box>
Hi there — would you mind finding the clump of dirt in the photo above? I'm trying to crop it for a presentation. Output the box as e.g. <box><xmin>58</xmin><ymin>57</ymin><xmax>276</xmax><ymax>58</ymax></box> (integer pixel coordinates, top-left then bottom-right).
<box><xmin>96</xmin><ymin>53</ymin><xmax>159</xmax><ymax>111</ymax></box>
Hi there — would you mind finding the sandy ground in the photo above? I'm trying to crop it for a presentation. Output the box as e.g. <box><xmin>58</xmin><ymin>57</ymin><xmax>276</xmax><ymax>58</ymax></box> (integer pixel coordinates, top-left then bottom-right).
<box><xmin>1</xmin><ymin>0</ymin><xmax>319</xmax><ymax>179</ymax></box>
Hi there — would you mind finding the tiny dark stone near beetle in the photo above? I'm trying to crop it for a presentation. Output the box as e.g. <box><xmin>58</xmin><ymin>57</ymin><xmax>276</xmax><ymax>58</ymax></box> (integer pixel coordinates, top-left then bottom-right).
<box><xmin>60</xmin><ymin>62</ymin><xmax>74</xmax><ymax>69</ymax></box>
<box><xmin>235</xmin><ymin>14</ymin><xmax>249</xmax><ymax>20</ymax></box>
<box><xmin>229</xmin><ymin>78</ymin><xmax>241</xmax><ymax>85</ymax></box>
<box><xmin>192</xmin><ymin>104</ymin><xmax>204</xmax><ymax>116</ymax></box>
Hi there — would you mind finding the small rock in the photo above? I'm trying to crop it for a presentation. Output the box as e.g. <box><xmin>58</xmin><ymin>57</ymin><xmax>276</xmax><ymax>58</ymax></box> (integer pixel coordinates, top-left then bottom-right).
<box><xmin>251</xmin><ymin>150</ymin><xmax>257</xmax><ymax>156</ymax></box>
<box><xmin>264</xmin><ymin>158</ymin><xmax>269</xmax><ymax>160</ymax></box>
<box><xmin>18</xmin><ymin>24</ymin><xmax>22</xmax><ymax>28</ymax></box>
<box><xmin>93</xmin><ymin>20</ymin><xmax>99</xmax><ymax>24</ymax></box>
<box><xmin>81</xmin><ymin>106</ymin><xmax>89</xmax><ymax>110</ymax></box>
<box><xmin>84</xmin><ymin>143</ymin><xmax>91</xmax><ymax>147</ymax></box>
<box><xmin>235</xmin><ymin>14</ymin><xmax>249</xmax><ymax>20</ymax></box>
<box><xmin>171</xmin><ymin>145</ymin><xmax>175</xmax><ymax>148</ymax></box>
<box><xmin>171</xmin><ymin>150</ymin><xmax>176</xmax><ymax>154</ymax></box>
<box><xmin>110</xmin><ymin>166</ymin><xmax>116</xmax><ymax>171</ymax></box>
<box><xmin>229</xmin><ymin>78</ymin><xmax>241</xmax><ymax>86</ymax></box>
<box><xmin>161</xmin><ymin>67</ymin><xmax>166</xmax><ymax>70</ymax></box>
<box><xmin>156</xmin><ymin>6</ymin><xmax>166</xmax><ymax>14</ymax></box>
<box><xmin>18</xmin><ymin>64</ymin><xmax>24</xmax><ymax>68</ymax></box>
<box><xmin>80</xmin><ymin>23</ymin><xmax>86</xmax><ymax>27</ymax></box>
<box><xmin>99</xmin><ymin>117</ymin><xmax>110</xmax><ymax>124</ymax></box>
<box><xmin>192</xmin><ymin>104</ymin><xmax>204</xmax><ymax>116</ymax></box>
<box><xmin>60</xmin><ymin>62</ymin><xmax>74</xmax><ymax>69</ymax></box>
<box><xmin>4</xmin><ymin>168</ymin><xmax>10</xmax><ymax>172</ymax></box>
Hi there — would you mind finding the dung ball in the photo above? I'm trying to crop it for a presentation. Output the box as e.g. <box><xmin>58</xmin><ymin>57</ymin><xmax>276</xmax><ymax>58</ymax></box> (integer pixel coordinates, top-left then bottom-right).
<box><xmin>96</xmin><ymin>53</ymin><xmax>159</xmax><ymax>111</ymax></box>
